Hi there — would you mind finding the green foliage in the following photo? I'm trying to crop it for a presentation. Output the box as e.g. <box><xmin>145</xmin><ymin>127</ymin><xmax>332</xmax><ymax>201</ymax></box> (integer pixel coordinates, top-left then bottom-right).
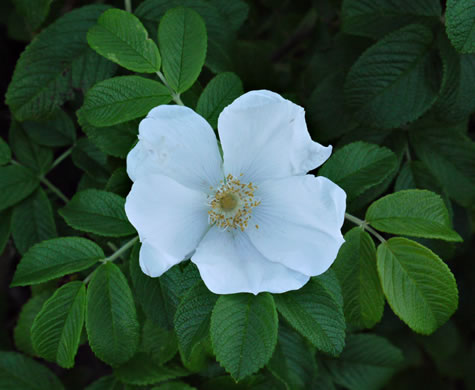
<box><xmin>11</xmin><ymin>0</ymin><xmax>53</xmax><ymax>31</ymax></box>
<box><xmin>11</xmin><ymin>188</ymin><xmax>57</xmax><ymax>255</ymax></box>
<box><xmin>0</xmin><ymin>351</ymin><xmax>64</xmax><ymax>390</ymax></box>
<box><xmin>22</xmin><ymin>109</ymin><xmax>76</xmax><ymax>147</ymax></box>
<box><xmin>88</xmin><ymin>8</ymin><xmax>161</xmax><ymax>73</ymax></box>
<box><xmin>141</xmin><ymin>320</ymin><xmax>178</xmax><ymax>365</ymax></box>
<box><xmin>377</xmin><ymin>237</ymin><xmax>459</xmax><ymax>334</ymax></box>
<box><xmin>366</xmin><ymin>190</ymin><xmax>462</xmax><ymax>242</ymax></box>
<box><xmin>345</xmin><ymin>24</ymin><xmax>439</xmax><ymax>128</ymax></box>
<box><xmin>210</xmin><ymin>293</ymin><xmax>278</xmax><ymax>381</ymax></box>
<box><xmin>326</xmin><ymin>334</ymin><xmax>404</xmax><ymax>390</ymax></box>
<box><xmin>5</xmin><ymin>5</ymin><xmax>116</xmax><ymax>121</ymax></box>
<box><xmin>79</xmin><ymin>76</ymin><xmax>172</xmax><ymax>127</ymax></box>
<box><xmin>59</xmin><ymin>189</ymin><xmax>134</xmax><ymax>237</ymax></box>
<box><xmin>86</xmin><ymin>262</ymin><xmax>140</xmax><ymax>366</ymax></box>
<box><xmin>0</xmin><ymin>165</ymin><xmax>39</xmax><ymax>212</ymax></box>
<box><xmin>0</xmin><ymin>137</ymin><xmax>11</xmax><ymax>166</ymax></box>
<box><xmin>158</xmin><ymin>7</ymin><xmax>207</xmax><ymax>93</ymax></box>
<box><xmin>71</xmin><ymin>138</ymin><xmax>110</xmax><ymax>182</ymax></box>
<box><xmin>0</xmin><ymin>210</ymin><xmax>12</xmax><ymax>254</ymax></box>
<box><xmin>319</xmin><ymin>142</ymin><xmax>398</xmax><ymax>202</ymax></box>
<box><xmin>196</xmin><ymin>72</ymin><xmax>243</xmax><ymax>128</ymax></box>
<box><xmin>11</xmin><ymin>237</ymin><xmax>104</xmax><ymax>286</ymax></box>
<box><xmin>31</xmin><ymin>282</ymin><xmax>86</xmax><ymax>368</ymax></box>
<box><xmin>446</xmin><ymin>0</ymin><xmax>475</xmax><ymax>54</ymax></box>
<box><xmin>333</xmin><ymin>228</ymin><xmax>384</xmax><ymax>329</ymax></box>
<box><xmin>274</xmin><ymin>272</ymin><xmax>346</xmax><ymax>356</ymax></box>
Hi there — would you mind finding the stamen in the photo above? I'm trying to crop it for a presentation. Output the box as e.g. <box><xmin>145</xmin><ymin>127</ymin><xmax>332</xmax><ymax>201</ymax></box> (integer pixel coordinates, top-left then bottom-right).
<box><xmin>208</xmin><ymin>174</ymin><xmax>260</xmax><ymax>231</ymax></box>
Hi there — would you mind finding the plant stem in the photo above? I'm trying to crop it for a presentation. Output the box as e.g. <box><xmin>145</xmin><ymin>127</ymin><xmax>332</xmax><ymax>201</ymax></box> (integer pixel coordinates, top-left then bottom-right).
<box><xmin>49</xmin><ymin>146</ymin><xmax>74</xmax><ymax>171</ymax></box>
<box><xmin>124</xmin><ymin>0</ymin><xmax>132</xmax><ymax>13</ymax></box>
<box><xmin>345</xmin><ymin>212</ymin><xmax>386</xmax><ymax>243</ymax></box>
<box><xmin>40</xmin><ymin>176</ymin><xmax>69</xmax><ymax>203</ymax></box>
<box><xmin>156</xmin><ymin>71</ymin><xmax>184</xmax><ymax>106</ymax></box>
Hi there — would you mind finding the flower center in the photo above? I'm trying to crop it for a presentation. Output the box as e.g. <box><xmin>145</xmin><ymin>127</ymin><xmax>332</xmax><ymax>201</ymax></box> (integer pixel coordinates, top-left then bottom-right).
<box><xmin>208</xmin><ymin>174</ymin><xmax>261</xmax><ymax>231</ymax></box>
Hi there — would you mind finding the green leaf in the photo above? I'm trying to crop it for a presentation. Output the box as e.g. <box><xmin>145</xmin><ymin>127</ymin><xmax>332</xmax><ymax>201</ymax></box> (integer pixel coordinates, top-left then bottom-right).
<box><xmin>11</xmin><ymin>237</ymin><xmax>104</xmax><ymax>286</ymax></box>
<box><xmin>267</xmin><ymin>323</ymin><xmax>317</xmax><ymax>390</ymax></box>
<box><xmin>410</xmin><ymin>128</ymin><xmax>475</xmax><ymax>207</ymax></box>
<box><xmin>332</xmin><ymin>227</ymin><xmax>384</xmax><ymax>329</ymax></box>
<box><xmin>79</xmin><ymin>75</ymin><xmax>172</xmax><ymax>127</ymax></box>
<box><xmin>86</xmin><ymin>262</ymin><xmax>140</xmax><ymax>366</ymax></box>
<box><xmin>366</xmin><ymin>190</ymin><xmax>461</xmax><ymax>242</ymax></box>
<box><xmin>84</xmin><ymin>376</ymin><xmax>122</xmax><ymax>390</ymax></box>
<box><xmin>11</xmin><ymin>188</ymin><xmax>57</xmax><ymax>255</ymax></box>
<box><xmin>0</xmin><ymin>137</ymin><xmax>11</xmax><ymax>166</ymax></box>
<box><xmin>12</xmin><ymin>0</ymin><xmax>53</xmax><ymax>30</ymax></box>
<box><xmin>326</xmin><ymin>334</ymin><xmax>403</xmax><ymax>390</ymax></box>
<box><xmin>319</xmin><ymin>142</ymin><xmax>398</xmax><ymax>202</ymax></box>
<box><xmin>434</xmin><ymin>32</ymin><xmax>475</xmax><ymax>123</ymax></box>
<box><xmin>274</xmin><ymin>272</ymin><xmax>346</xmax><ymax>356</ymax></box>
<box><xmin>174</xmin><ymin>281</ymin><xmax>218</xmax><ymax>362</ymax></box>
<box><xmin>341</xmin><ymin>0</ymin><xmax>441</xmax><ymax>39</ymax></box>
<box><xmin>158</xmin><ymin>7</ymin><xmax>207</xmax><ymax>93</ymax></box>
<box><xmin>14</xmin><ymin>292</ymin><xmax>51</xmax><ymax>356</ymax></box>
<box><xmin>210</xmin><ymin>293</ymin><xmax>278</xmax><ymax>381</ymax></box>
<box><xmin>152</xmin><ymin>382</ymin><xmax>197</xmax><ymax>390</ymax></box>
<box><xmin>31</xmin><ymin>281</ymin><xmax>86</xmax><ymax>368</ymax></box>
<box><xmin>0</xmin><ymin>210</ymin><xmax>12</xmax><ymax>254</ymax></box>
<box><xmin>72</xmin><ymin>138</ymin><xmax>110</xmax><ymax>182</ymax></box>
<box><xmin>345</xmin><ymin>24</ymin><xmax>440</xmax><ymax>128</ymax></box>
<box><xmin>196</xmin><ymin>72</ymin><xmax>243</xmax><ymax>128</ymax></box>
<box><xmin>0</xmin><ymin>165</ymin><xmax>39</xmax><ymax>212</ymax></box>
<box><xmin>87</xmin><ymin>8</ymin><xmax>161</xmax><ymax>73</ymax></box>
<box><xmin>9</xmin><ymin>121</ymin><xmax>53</xmax><ymax>175</ymax></box>
<box><xmin>209</xmin><ymin>0</ymin><xmax>249</xmax><ymax>32</ymax></box>
<box><xmin>59</xmin><ymin>189</ymin><xmax>134</xmax><ymax>237</ymax></box>
<box><xmin>22</xmin><ymin>109</ymin><xmax>76</xmax><ymax>147</ymax></box>
<box><xmin>129</xmin><ymin>244</ymin><xmax>182</xmax><ymax>329</ymax></box>
<box><xmin>0</xmin><ymin>351</ymin><xmax>64</xmax><ymax>390</ymax></box>
<box><xmin>106</xmin><ymin>168</ymin><xmax>131</xmax><ymax>197</ymax></box>
<box><xmin>114</xmin><ymin>353</ymin><xmax>189</xmax><ymax>385</ymax></box>
<box><xmin>141</xmin><ymin>319</ymin><xmax>178</xmax><ymax>365</ymax></box>
<box><xmin>377</xmin><ymin>237</ymin><xmax>459</xmax><ymax>334</ymax></box>
<box><xmin>5</xmin><ymin>5</ymin><xmax>116</xmax><ymax>121</ymax></box>
<box><xmin>446</xmin><ymin>0</ymin><xmax>475</xmax><ymax>54</ymax></box>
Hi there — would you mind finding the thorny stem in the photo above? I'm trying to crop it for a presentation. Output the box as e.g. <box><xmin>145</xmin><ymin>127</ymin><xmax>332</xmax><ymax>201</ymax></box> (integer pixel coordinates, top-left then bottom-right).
<box><xmin>156</xmin><ymin>71</ymin><xmax>185</xmax><ymax>106</ymax></box>
<box><xmin>83</xmin><ymin>236</ymin><xmax>139</xmax><ymax>284</ymax></box>
<box><xmin>345</xmin><ymin>212</ymin><xmax>386</xmax><ymax>243</ymax></box>
<box><xmin>124</xmin><ymin>0</ymin><xmax>132</xmax><ymax>13</ymax></box>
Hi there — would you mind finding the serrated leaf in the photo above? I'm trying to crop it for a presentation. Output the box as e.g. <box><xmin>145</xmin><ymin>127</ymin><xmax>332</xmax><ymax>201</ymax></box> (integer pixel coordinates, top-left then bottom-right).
<box><xmin>345</xmin><ymin>24</ymin><xmax>440</xmax><ymax>128</ymax></box>
<box><xmin>319</xmin><ymin>141</ymin><xmax>398</xmax><ymax>202</ymax></box>
<box><xmin>88</xmin><ymin>8</ymin><xmax>161</xmax><ymax>73</ymax></box>
<box><xmin>196</xmin><ymin>72</ymin><xmax>243</xmax><ymax>128</ymax></box>
<box><xmin>267</xmin><ymin>323</ymin><xmax>317</xmax><ymax>390</ymax></box>
<box><xmin>72</xmin><ymin>138</ymin><xmax>110</xmax><ymax>182</ymax></box>
<box><xmin>31</xmin><ymin>282</ymin><xmax>86</xmax><ymax>368</ymax></box>
<box><xmin>446</xmin><ymin>0</ymin><xmax>475</xmax><ymax>54</ymax></box>
<box><xmin>332</xmin><ymin>228</ymin><xmax>384</xmax><ymax>329</ymax></box>
<box><xmin>5</xmin><ymin>5</ymin><xmax>116</xmax><ymax>121</ymax></box>
<box><xmin>366</xmin><ymin>190</ymin><xmax>461</xmax><ymax>242</ymax></box>
<box><xmin>377</xmin><ymin>237</ymin><xmax>459</xmax><ymax>334</ymax></box>
<box><xmin>174</xmin><ymin>281</ymin><xmax>218</xmax><ymax>362</ymax></box>
<box><xmin>9</xmin><ymin>121</ymin><xmax>53</xmax><ymax>175</ymax></box>
<box><xmin>0</xmin><ymin>137</ymin><xmax>11</xmax><ymax>166</ymax></box>
<box><xmin>79</xmin><ymin>76</ymin><xmax>172</xmax><ymax>127</ymax></box>
<box><xmin>11</xmin><ymin>188</ymin><xmax>57</xmax><ymax>255</ymax></box>
<box><xmin>14</xmin><ymin>292</ymin><xmax>51</xmax><ymax>356</ymax></box>
<box><xmin>341</xmin><ymin>0</ymin><xmax>441</xmax><ymax>39</ymax></box>
<box><xmin>152</xmin><ymin>382</ymin><xmax>197</xmax><ymax>390</ymax></box>
<box><xmin>22</xmin><ymin>109</ymin><xmax>76</xmax><ymax>147</ymax></box>
<box><xmin>12</xmin><ymin>0</ymin><xmax>53</xmax><ymax>30</ymax></box>
<box><xmin>209</xmin><ymin>0</ymin><xmax>249</xmax><ymax>32</ymax></box>
<box><xmin>326</xmin><ymin>334</ymin><xmax>403</xmax><ymax>390</ymax></box>
<box><xmin>410</xmin><ymin>128</ymin><xmax>475</xmax><ymax>207</ymax></box>
<box><xmin>84</xmin><ymin>375</ymin><xmax>122</xmax><ymax>390</ymax></box>
<box><xmin>211</xmin><ymin>293</ymin><xmax>278</xmax><ymax>381</ymax></box>
<box><xmin>114</xmin><ymin>353</ymin><xmax>189</xmax><ymax>385</ymax></box>
<box><xmin>106</xmin><ymin>168</ymin><xmax>131</xmax><ymax>197</ymax></box>
<box><xmin>86</xmin><ymin>262</ymin><xmax>139</xmax><ymax>366</ymax></box>
<box><xmin>59</xmin><ymin>189</ymin><xmax>134</xmax><ymax>237</ymax></box>
<box><xmin>11</xmin><ymin>237</ymin><xmax>104</xmax><ymax>286</ymax></box>
<box><xmin>0</xmin><ymin>165</ymin><xmax>39</xmax><ymax>212</ymax></box>
<box><xmin>141</xmin><ymin>320</ymin><xmax>178</xmax><ymax>365</ymax></box>
<box><xmin>274</xmin><ymin>273</ymin><xmax>346</xmax><ymax>356</ymax></box>
<box><xmin>159</xmin><ymin>7</ymin><xmax>207</xmax><ymax>93</ymax></box>
<box><xmin>0</xmin><ymin>351</ymin><xmax>64</xmax><ymax>390</ymax></box>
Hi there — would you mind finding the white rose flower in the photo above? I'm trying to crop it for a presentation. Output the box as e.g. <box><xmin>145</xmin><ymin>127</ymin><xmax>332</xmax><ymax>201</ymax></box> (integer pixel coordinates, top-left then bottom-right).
<box><xmin>125</xmin><ymin>90</ymin><xmax>346</xmax><ymax>294</ymax></box>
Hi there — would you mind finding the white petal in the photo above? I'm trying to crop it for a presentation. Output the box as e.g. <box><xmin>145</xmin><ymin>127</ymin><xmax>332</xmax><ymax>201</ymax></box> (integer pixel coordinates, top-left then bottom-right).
<box><xmin>125</xmin><ymin>174</ymin><xmax>209</xmax><ymax>276</ymax></box>
<box><xmin>192</xmin><ymin>226</ymin><xmax>310</xmax><ymax>295</ymax></box>
<box><xmin>127</xmin><ymin>105</ymin><xmax>223</xmax><ymax>192</ymax></box>
<box><xmin>247</xmin><ymin>175</ymin><xmax>346</xmax><ymax>276</ymax></box>
<box><xmin>218</xmin><ymin>90</ymin><xmax>332</xmax><ymax>182</ymax></box>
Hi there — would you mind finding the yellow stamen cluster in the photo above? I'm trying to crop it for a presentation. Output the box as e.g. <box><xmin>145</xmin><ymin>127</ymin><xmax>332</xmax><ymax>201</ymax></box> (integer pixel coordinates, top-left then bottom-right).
<box><xmin>208</xmin><ymin>174</ymin><xmax>261</xmax><ymax>231</ymax></box>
